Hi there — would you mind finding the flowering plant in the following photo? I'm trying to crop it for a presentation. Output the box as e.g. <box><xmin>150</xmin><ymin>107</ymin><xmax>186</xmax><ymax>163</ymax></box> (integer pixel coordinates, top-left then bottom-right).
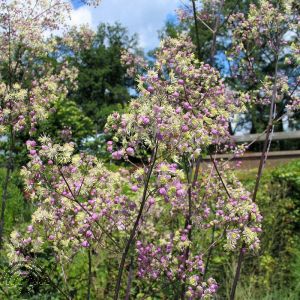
<box><xmin>7</xmin><ymin>34</ymin><xmax>263</xmax><ymax>299</ymax></box>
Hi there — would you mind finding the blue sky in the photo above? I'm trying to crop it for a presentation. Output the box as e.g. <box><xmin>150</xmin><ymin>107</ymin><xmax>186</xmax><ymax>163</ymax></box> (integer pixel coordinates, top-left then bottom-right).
<box><xmin>70</xmin><ymin>0</ymin><xmax>181</xmax><ymax>52</ymax></box>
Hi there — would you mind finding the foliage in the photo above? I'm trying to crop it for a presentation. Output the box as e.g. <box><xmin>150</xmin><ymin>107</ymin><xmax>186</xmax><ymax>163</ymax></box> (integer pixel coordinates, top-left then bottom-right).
<box><xmin>64</xmin><ymin>22</ymin><xmax>142</xmax><ymax>130</ymax></box>
<box><xmin>38</xmin><ymin>98</ymin><xmax>94</xmax><ymax>145</ymax></box>
<box><xmin>0</xmin><ymin>168</ymin><xmax>30</xmax><ymax>238</ymax></box>
<box><xmin>230</xmin><ymin>160</ymin><xmax>300</xmax><ymax>299</ymax></box>
<box><xmin>161</xmin><ymin>0</ymin><xmax>300</xmax><ymax>143</ymax></box>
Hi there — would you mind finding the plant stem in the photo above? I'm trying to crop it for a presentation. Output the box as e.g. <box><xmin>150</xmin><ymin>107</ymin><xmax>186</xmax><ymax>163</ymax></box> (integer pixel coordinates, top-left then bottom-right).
<box><xmin>87</xmin><ymin>249</ymin><xmax>92</xmax><ymax>300</ymax></box>
<box><xmin>230</xmin><ymin>54</ymin><xmax>279</xmax><ymax>300</ymax></box>
<box><xmin>125</xmin><ymin>256</ymin><xmax>134</xmax><ymax>300</ymax></box>
<box><xmin>180</xmin><ymin>156</ymin><xmax>201</xmax><ymax>299</ymax></box>
<box><xmin>191</xmin><ymin>0</ymin><xmax>201</xmax><ymax>59</ymax></box>
<box><xmin>114</xmin><ymin>143</ymin><xmax>158</xmax><ymax>300</ymax></box>
<box><xmin>203</xmin><ymin>154</ymin><xmax>231</xmax><ymax>280</ymax></box>
<box><xmin>203</xmin><ymin>225</ymin><xmax>215</xmax><ymax>280</ymax></box>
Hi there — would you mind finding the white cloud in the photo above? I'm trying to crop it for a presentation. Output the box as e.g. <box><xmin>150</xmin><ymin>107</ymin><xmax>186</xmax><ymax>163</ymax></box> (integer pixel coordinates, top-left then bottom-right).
<box><xmin>71</xmin><ymin>0</ymin><xmax>180</xmax><ymax>51</ymax></box>
<box><xmin>69</xmin><ymin>5</ymin><xmax>93</xmax><ymax>27</ymax></box>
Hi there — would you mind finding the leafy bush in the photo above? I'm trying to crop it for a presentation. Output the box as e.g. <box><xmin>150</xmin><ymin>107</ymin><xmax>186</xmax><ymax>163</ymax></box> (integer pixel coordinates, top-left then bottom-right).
<box><xmin>227</xmin><ymin>160</ymin><xmax>300</xmax><ymax>299</ymax></box>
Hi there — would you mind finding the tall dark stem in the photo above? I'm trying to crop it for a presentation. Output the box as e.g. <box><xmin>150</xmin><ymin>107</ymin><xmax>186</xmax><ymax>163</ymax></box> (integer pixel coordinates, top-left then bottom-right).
<box><xmin>191</xmin><ymin>0</ymin><xmax>201</xmax><ymax>59</ymax></box>
<box><xmin>203</xmin><ymin>225</ymin><xmax>215</xmax><ymax>280</ymax></box>
<box><xmin>230</xmin><ymin>54</ymin><xmax>279</xmax><ymax>300</ymax></box>
<box><xmin>87</xmin><ymin>249</ymin><xmax>92</xmax><ymax>300</ymax></box>
<box><xmin>114</xmin><ymin>143</ymin><xmax>158</xmax><ymax>300</ymax></box>
<box><xmin>180</xmin><ymin>156</ymin><xmax>201</xmax><ymax>299</ymax></box>
<box><xmin>125</xmin><ymin>256</ymin><xmax>134</xmax><ymax>300</ymax></box>
<box><xmin>203</xmin><ymin>155</ymin><xmax>231</xmax><ymax>279</ymax></box>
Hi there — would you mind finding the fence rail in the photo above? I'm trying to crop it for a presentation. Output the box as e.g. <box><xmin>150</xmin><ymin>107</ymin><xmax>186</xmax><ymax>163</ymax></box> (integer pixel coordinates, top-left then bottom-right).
<box><xmin>202</xmin><ymin>150</ymin><xmax>300</xmax><ymax>161</ymax></box>
<box><xmin>232</xmin><ymin>131</ymin><xmax>300</xmax><ymax>143</ymax></box>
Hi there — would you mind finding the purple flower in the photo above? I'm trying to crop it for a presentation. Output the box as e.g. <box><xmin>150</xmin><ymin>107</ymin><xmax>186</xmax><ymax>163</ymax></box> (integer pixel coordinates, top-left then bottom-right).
<box><xmin>27</xmin><ymin>225</ymin><xmax>33</xmax><ymax>233</ymax></box>
<box><xmin>91</xmin><ymin>213</ymin><xmax>99</xmax><ymax>221</ymax></box>
<box><xmin>48</xmin><ymin>235</ymin><xmax>55</xmax><ymax>241</ymax></box>
<box><xmin>86</xmin><ymin>230</ymin><xmax>93</xmax><ymax>238</ymax></box>
<box><xmin>148</xmin><ymin>197</ymin><xmax>155</xmax><ymax>205</ymax></box>
<box><xmin>181</xmin><ymin>125</ymin><xmax>189</xmax><ymax>132</ymax></box>
<box><xmin>140</xmin><ymin>116</ymin><xmax>150</xmax><ymax>125</ymax></box>
<box><xmin>175</xmin><ymin>107</ymin><xmax>182</xmax><ymax>114</ymax></box>
<box><xmin>181</xmin><ymin>235</ymin><xmax>187</xmax><ymax>241</ymax></box>
<box><xmin>131</xmin><ymin>185</ymin><xmax>138</xmax><ymax>192</ymax></box>
<box><xmin>26</xmin><ymin>140</ymin><xmax>36</xmax><ymax>148</ymax></box>
<box><xmin>112</xmin><ymin>150</ymin><xmax>123</xmax><ymax>160</ymax></box>
<box><xmin>159</xmin><ymin>187</ymin><xmax>167</xmax><ymax>195</ymax></box>
<box><xmin>183</xmin><ymin>102</ymin><xmax>192</xmax><ymax>110</ymax></box>
<box><xmin>211</xmin><ymin>129</ymin><xmax>219</xmax><ymax>135</ymax></box>
<box><xmin>126</xmin><ymin>147</ymin><xmax>135</xmax><ymax>156</ymax></box>
<box><xmin>88</xmin><ymin>199</ymin><xmax>95</xmax><ymax>206</ymax></box>
<box><xmin>147</xmin><ymin>85</ymin><xmax>154</xmax><ymax>93</ymax></box>
<box><xmin>29</xmin><ymin>149</ymin><xmax>37</xmax><ymax>156</ymax></box>
<box><xmin>176</xmin><ymin>189</ymin><xmax>185</xmax><ymax>197</ymax></box>
<box><xmin>81</xmin><ymin>240</ymin><xmax>90</xmax><ymax>248</ymax></box>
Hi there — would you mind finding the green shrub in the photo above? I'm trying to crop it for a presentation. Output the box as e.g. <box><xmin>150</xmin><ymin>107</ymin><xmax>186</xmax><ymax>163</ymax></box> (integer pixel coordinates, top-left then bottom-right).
<box><xmin>230</xmin><ymin>160</ymin><xmax>300</xmax><ymax>299</ymax></box>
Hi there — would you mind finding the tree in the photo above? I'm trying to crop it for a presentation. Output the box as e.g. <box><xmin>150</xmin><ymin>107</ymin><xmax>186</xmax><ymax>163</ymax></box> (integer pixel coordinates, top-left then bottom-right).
<box><xmin>160</xmin><ymin>0</ymin><xmax>300</xmax><ymax>144</ymax></box>
<box><xmin>0</xmin><ymin>0</ymin><xmax>76</xmax><ymax>247</ymax></box>
<box><xmin>37</xmin><ymin>98</ymin><xmax>94</xmax><ymax>146</ymax></box>
<box><xmin>62</xmin><ymin>23</ymin><xmax>142</xmax><ymax>131</ymax></box>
